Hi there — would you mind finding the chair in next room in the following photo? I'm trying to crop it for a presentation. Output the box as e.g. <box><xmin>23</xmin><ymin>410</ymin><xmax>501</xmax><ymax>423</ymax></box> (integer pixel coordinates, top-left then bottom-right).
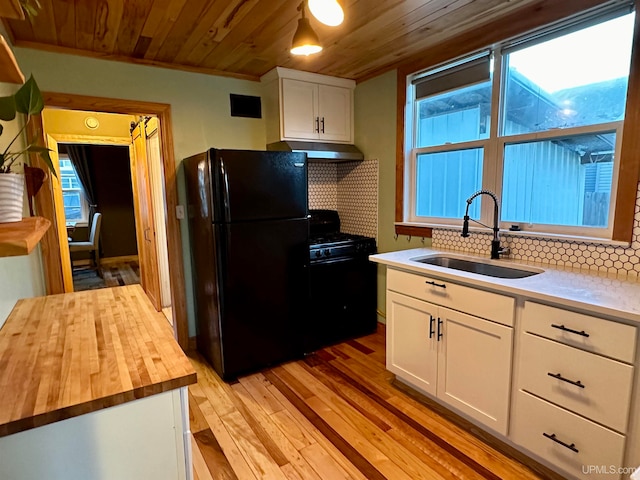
<box><xmin>69</xmin><ymin>212</ymin><xmax>103</xmax><ymax>274</ymax></box>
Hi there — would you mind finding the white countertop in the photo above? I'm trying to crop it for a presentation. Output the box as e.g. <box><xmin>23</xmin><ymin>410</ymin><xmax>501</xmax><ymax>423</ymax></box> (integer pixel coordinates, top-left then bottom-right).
<box><xmin>370</xmin><ymin>247</ymin><xmax>640</xmax><ymax>325</ymax></box>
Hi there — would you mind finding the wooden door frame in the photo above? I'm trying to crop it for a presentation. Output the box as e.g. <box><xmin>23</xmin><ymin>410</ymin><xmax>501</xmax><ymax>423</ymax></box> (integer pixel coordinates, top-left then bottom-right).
<box><xmin>31</xmin><ymin>93</ymin><xmax>189</xmax><ymax>349</ymax></box>
<box><xmin>48</xmin><ymin>132</ymin><xmax>132</xmax><ymax>293</ymax></box>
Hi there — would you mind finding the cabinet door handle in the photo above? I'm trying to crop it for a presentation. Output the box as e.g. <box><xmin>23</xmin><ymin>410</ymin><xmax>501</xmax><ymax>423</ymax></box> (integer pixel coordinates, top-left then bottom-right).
<box><xmin>315</xmin><ymin>117</ymin><xmax>320</xmax><ymax>133</ymax></box>
<box><xmin>425</xmin><ymin>280</ymin><xmax>446</xmax><ymax>289</ymax></box>
<box><xmin>320</xmin><ymin>117</ymin><xmax>325</xmax><ymax>133</ymax></box>
<box><xmin>550</xmin><ymin>324</ymin><xmax>589</xmax><ymax>338</ymax></box>
<box><xmin>547</xmin><ymin>372</ymin><xmax>585</xmax><ymax>388</ymax></box>
<box><xmin>542</xmin><ymin>432</ymin><xmax>579</xmax><ymax>453</ymax></box>
<box><xmin>429</xmin><ymin>315</ymin><xmax>435</xmax><ymax>339</ymax></box>
<box><xmin>437</xmin><ymin>318</ymin><xmax>443</xmax><ymax>341</ymax></box>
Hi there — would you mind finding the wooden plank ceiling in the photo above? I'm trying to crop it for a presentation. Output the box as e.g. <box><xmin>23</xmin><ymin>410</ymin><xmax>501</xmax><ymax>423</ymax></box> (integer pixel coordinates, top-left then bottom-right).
<box><xmin>1</xmin><ymin>0</ymin><xmax>572</xmax><ymax>82</ymax></box>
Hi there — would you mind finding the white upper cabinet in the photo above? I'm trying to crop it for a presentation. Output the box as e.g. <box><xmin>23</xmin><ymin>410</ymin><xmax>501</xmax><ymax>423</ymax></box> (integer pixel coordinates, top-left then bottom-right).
<box><xmin>261</xmin><ymin>67</ymin><xmax>354</xmax><ymax>144</ymax></box>
<box><xmin>317</xmin><ymin>84</ymin><xmax>351</xmax><ymax>142</ymax></box>
<box><xmin>281</xmin><ymin>79</ymin><xmax>318</xmax><ymax>140</ymax></box>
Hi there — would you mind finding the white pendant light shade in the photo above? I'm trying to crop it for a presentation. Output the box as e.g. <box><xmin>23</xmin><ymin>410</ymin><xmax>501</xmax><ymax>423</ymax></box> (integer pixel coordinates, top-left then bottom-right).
<box><xmin>308</xmin><ymin>0</ymin><xmax>344</xmax><ymax>27</ymax></box>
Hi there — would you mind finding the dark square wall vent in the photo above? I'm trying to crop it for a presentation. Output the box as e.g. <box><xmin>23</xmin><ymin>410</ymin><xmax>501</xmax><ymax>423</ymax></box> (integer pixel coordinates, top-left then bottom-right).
<box><xmin>230</xmin><ymin>94</ymin><xmax>262</xmax><ymax>118</ymax></box>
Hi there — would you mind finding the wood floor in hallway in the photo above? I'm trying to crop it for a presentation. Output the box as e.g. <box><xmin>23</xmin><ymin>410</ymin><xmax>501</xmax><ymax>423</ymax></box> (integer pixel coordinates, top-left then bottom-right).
<box><xmin>187</xmin><ymin>326</ymin><xmax>551</xmax><ymax>480</ymax></box>
<box><xmin>72</xmin><ymin>260</ymin><xmax>140</xmax><ymax>291</ymax></box>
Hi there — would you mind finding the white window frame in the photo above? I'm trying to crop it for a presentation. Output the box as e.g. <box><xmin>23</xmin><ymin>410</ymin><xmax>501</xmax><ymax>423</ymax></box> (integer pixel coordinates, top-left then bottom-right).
<box><xmin>59</xmin><ymin>154</ymin><xmax>90</xmax><ymax>226</ymax></box>
<box><xmin>404</xmin><ymin>6</ymin><xmax>631</xmax><ymax>241</ymax></box>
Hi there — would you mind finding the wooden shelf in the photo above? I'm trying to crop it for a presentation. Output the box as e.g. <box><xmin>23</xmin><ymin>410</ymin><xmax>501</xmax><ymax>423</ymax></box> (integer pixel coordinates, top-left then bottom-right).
<box><xmin>0</xmin><ymin>216</ymin><xmax>51</xmax><ymax>257</ymax></box>
<box><xmin>0</xmin><ymin>34</ymin><xmax>24</xmax><ymax>84</ymax></box>
<box><xmin>0</xmin><ymin>0</ymin><xmax>24</xmax><ymax>20</ymax></box>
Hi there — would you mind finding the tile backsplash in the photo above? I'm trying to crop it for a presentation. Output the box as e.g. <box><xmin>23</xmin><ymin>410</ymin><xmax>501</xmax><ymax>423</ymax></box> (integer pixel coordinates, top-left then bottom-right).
<box><xmin>432</xmin><ymin>182</ymin><xmax>640</xmax><ymax>278</ymax></box>
<box><xmin>308</xmin><ymin>163</ymin><xmax>337</xmax><ymax>210</ymax></box>
<box><xmin>308</xmin><ymin>160</ymin><xmax>378</xmax><ymax>238</ymax></box>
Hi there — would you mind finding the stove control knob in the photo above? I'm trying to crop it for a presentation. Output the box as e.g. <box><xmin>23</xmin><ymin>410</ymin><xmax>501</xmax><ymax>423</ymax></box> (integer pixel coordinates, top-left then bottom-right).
<box><xmin>323</xmin><ymin>249</ymin><xmax>331</xmax><ymax>257</ymax></box>
<box><xmin>315</xmin><ymin>251</ymin><xmax>322</xmax><ymax>258</ymax></box>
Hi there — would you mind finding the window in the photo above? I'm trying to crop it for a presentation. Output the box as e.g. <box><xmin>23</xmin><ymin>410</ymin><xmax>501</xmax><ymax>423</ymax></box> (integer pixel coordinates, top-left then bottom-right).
<box><xmin>405</xmin><ymin>6</ymin><xmax>635</xmax><ymax>239</ymax></box>
<box><xmin>59</xmin><ymin>154</ymin><xmax>89</xmax><ymax>224</ymax></box>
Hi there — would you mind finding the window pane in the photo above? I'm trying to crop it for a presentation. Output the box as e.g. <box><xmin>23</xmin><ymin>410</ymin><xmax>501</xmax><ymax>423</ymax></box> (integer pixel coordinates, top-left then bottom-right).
<box><xmin>62</xmin><ymin>191</ymin><xmax>83</xmax><ymax>221</ymax></box>
<box><xmin>416</xmin><ymin>149</ymin><xmax>483</xmax><ymax>219</ymax></box>
<box><xmin>501</xmin><ymin>132</ymin><xmax>615</xmax><ymax>227</ymax></box>
<box><xmin>502</xmin><ymin>13</ymin><xmax>634</xmax><ymax>135</ymax></box>
<box><xmin>58</xmin><ymin>156</ymin><xmax>86</xmax><ymax>223</ymax></box>
<box><xmin>416</xmin><ymin>82</ymin><xmax>492</xmax><ymax>148</ymax></box>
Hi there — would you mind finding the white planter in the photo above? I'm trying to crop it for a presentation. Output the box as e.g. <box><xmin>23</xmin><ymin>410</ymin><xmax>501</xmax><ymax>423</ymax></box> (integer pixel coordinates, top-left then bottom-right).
<box><xmin>0</xmin><ymin>173</ymin><xmax>25</xmax><ymax>223</ymax></box>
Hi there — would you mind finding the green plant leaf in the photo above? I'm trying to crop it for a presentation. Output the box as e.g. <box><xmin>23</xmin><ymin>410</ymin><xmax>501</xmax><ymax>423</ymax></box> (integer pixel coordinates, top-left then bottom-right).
<box><xmin>0</xmin><ymin>95</ymin><xmax>17</xmax><ymax>121</ymax></box>
<box><xmin>27</xmin><ymin>146</ymin><xmax>58</xmax><ymax>179</ymax></box>
<box><xmin>14</xmin><ymin>75</ymin><xmax>44</xmax><ymax>116</ymax></box>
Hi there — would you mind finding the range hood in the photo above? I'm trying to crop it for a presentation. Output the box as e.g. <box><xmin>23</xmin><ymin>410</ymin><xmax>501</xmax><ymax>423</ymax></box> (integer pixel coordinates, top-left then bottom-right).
<box><xmin>267</xmin><ymin>141</ymin><xmax>364</xmax><ymax>162</ymax></box>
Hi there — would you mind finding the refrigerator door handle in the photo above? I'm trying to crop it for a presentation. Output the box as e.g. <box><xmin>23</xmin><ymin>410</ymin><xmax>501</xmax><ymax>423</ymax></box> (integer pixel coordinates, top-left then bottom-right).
<box><xmin>219</xmin><ymin>156</ymin><xmax>232</xmax><ymax>221</ymax></box>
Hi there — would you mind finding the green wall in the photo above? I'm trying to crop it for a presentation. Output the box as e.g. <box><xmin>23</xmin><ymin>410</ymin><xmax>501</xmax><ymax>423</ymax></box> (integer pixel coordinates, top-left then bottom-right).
<box><xmin>354</xmin><ymin>70</ymin><xmax>431</xmax><ymax>322</ymax></box>
<box><xmin>11</xmin><ymin>48</ymin><xmax>267</xmax><ymax>336</ymax></box>
<box><xmin>0</xmin><ymin>82</ymin><xmax>46</xmax><ymax>327</ymax></box>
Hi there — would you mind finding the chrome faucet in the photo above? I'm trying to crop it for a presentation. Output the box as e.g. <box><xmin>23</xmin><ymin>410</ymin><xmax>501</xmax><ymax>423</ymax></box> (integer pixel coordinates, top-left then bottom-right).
<box><xmin>461</xmin><ymin>190</ymin><xmax>508</xmax><ymax>259</ymax></box>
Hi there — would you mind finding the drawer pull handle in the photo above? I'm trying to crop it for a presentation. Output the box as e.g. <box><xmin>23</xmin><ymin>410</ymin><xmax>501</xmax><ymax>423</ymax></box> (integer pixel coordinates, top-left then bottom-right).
<box><xmin>425</xmin><ymin>280</ymin><xmax>446</xmax><ymax>289</ymax></box>
<box><xmin>542</xmin><ymin>432</ymin><xmax>579</xmax><ymax>453</ymax></box>
<box><xmin>551</xmin><ymin>324</ymin><xmax>589</xmax><ymax>338</ymax></box>
<box><xmin>547</xmin><ymin>372</ymin><xmax>585</xmax><ymax>388</ymax></box>
<box><xmin>437</xmin><ymin>318</ymin><xmax>443</xmax><ymax>341</ymax></box>
<box><xmin>429</xmin><ymin>315</ymin><xmax>435</xmax><ymax>339</ymax></box>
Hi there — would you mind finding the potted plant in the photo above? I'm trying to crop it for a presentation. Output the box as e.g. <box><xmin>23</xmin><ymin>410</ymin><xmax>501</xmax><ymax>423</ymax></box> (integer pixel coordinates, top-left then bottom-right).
<box><xmin>0</xmin><ymin>75</ymin><xmax>55</xmax><ymax>223</ymax></box>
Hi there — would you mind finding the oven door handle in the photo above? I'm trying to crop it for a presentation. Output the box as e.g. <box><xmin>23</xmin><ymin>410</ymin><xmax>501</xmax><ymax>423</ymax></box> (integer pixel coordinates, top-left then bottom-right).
<box><xmin>310</xmin><ymin>256</ymin><xmax>363</xmax><ymax>266</ymax></box>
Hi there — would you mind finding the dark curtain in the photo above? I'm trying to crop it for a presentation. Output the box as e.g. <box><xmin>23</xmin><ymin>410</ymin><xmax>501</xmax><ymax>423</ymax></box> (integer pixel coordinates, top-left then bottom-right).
<box><xmin>66</xmin><ymin>144</ymin><xmax>98</xmax><ymax>224</ymax></box>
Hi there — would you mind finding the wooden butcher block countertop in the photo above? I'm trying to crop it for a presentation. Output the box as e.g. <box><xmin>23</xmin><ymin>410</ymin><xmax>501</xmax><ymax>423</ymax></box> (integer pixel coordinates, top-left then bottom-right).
<box><xmin>0</xmin><ymin>285</ymin><xmax>196</xmax><ymax>437</ymax></box>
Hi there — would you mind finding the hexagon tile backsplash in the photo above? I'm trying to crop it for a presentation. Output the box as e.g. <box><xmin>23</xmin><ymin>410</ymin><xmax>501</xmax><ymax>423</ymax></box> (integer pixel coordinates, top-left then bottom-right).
<box><xmin>308</xmin><ymin>160</ymin><xmax>378</xmax><ymax>238</ymax></box>
<box><xmin>432</xmin><ymin>182</ymin><xmax>640</xmax><ymax>278</ymax></box>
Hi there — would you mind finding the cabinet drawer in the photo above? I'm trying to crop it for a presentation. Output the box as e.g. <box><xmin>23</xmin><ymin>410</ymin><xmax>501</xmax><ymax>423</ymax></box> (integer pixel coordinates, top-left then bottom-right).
<box><xmin>387</xmin><ymin>269</ymin><xmax>514</xmax><ymax>326</ymax></box>
<box><xmin>519</xmin><ymin>333</ymin><xmax>634</xmax><ymax>433</ymax></box>
<box><xmin>522</xmin><ymin>302</ymin><xmax>637</xmax><ymax>363</ymax></box>
<box><xmin>511</xmin><ymin>391</ymin><xmax>625</xmax><ymax>480</ymax></box>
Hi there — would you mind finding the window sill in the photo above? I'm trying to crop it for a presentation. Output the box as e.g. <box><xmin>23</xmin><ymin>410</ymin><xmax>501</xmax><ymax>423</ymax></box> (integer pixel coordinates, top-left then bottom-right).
<box><xmin>396</xmin><ymin>222</ymin><xmax>632</xmax><ymax>248</ymax></box>
<box><xmin>395</xmin><ymin>223</ymin><xmax>432</xmax><ymax>238</ymax></box>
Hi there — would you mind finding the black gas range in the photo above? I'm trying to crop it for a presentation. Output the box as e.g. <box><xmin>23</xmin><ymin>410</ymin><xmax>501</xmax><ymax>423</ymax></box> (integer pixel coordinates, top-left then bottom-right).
<box><xmin>310</xmin><ymin>232</ymin><xmax>377</xmax><ymax>263</ymax></box>
<box><xmin>309</xmin><ymin>210</ymin><xmax>377</xmax><ymax>262</ymax></box>
<box><xmin>305</xmin><ymin>210</ymin><xmax>378</xmax><ymax>353</ymax></box>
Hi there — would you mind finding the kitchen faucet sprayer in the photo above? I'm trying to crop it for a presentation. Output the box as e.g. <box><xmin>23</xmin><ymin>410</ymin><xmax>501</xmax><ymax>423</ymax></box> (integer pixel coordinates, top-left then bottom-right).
<box><xmin>461</xmin><ymin>190</ymin><xmax>508</xmax><ymax>259</ymax></box>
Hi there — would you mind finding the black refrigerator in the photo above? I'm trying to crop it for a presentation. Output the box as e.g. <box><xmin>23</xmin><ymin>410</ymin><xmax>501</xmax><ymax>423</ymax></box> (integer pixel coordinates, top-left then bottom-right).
<box><xmin>184</xmin><ymin>149</ymin><xmax>309</xmax><ymax>380</ymax></box>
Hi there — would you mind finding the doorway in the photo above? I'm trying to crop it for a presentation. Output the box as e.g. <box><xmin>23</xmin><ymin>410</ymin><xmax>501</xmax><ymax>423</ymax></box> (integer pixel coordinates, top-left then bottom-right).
<box><xmin>29</xmin><ymin>94</ymin><xmax>189</xmax><ymax>349</ymax></box>
<box><xmin>58</xmin><ymin>141</ymin><xmax>140</xmax><ymax>292</ymax></box>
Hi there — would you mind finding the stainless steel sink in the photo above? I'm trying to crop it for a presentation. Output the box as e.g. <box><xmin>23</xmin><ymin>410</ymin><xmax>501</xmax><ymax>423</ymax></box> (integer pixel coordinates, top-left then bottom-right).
<box><xmin>413</xmin><ymin>255</ymin><xmax>542</xmax><ymax>279</ymax></box>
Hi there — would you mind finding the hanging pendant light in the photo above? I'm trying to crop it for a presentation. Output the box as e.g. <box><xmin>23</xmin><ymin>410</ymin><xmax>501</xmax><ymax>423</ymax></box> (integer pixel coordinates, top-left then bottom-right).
<box><xmin>291</xmin><ymin>2</ymin><xmax>323</xmax><ymax>56</ymax></box>
<box><xmin>308</xmin><ymin>0</ymin><xmax>344</xmax><ymax>27</ymax></box>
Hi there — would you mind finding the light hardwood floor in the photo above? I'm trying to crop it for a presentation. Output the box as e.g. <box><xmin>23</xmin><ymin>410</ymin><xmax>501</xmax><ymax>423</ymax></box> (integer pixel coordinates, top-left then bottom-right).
<box><xmin>188</xmin><ymin>326</ymin><xmax>555</xmax><ymax>480</ymax></box>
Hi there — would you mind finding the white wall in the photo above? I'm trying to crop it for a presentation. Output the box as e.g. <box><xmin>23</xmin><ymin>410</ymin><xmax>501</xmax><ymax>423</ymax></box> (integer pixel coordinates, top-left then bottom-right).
<box><xmin>0</xmin><ymin>82</ymin><xmax>46</xmax><ymax>327</ymax></box>
<box><xmin>10</xmin><ymin>48</ymin><xmax>268</xmax><ymax>336</ymax></box>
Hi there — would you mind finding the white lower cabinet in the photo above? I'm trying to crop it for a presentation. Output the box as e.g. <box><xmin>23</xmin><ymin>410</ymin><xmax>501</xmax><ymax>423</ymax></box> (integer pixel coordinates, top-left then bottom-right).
<box><xmin>384</xmin><ymin>267</ymin><xmax>639</xmax><ymax>480</ymax></box>
<box><xmin>0</xmin><ymin>388</ymin><xmax>191</xmax><ymax>480</ymax></box>
<box><xmin>511</xmin><ymin>301</ymin><xmax>637</xmax><ymax>480</ymax></box>
<box><xmin>387</xmin><ymin>290</ymin><xmax>513</xmax><ymax>435</ymax></box>
<box><xmin>518</xmin><ymin>333</ymin><xmax>634</xmax><ymax>433</ymax></box>
<box><xmin>511</xmin><ymin>391</ymin><xmax>626</xmax><ymax>480</ymax></box>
